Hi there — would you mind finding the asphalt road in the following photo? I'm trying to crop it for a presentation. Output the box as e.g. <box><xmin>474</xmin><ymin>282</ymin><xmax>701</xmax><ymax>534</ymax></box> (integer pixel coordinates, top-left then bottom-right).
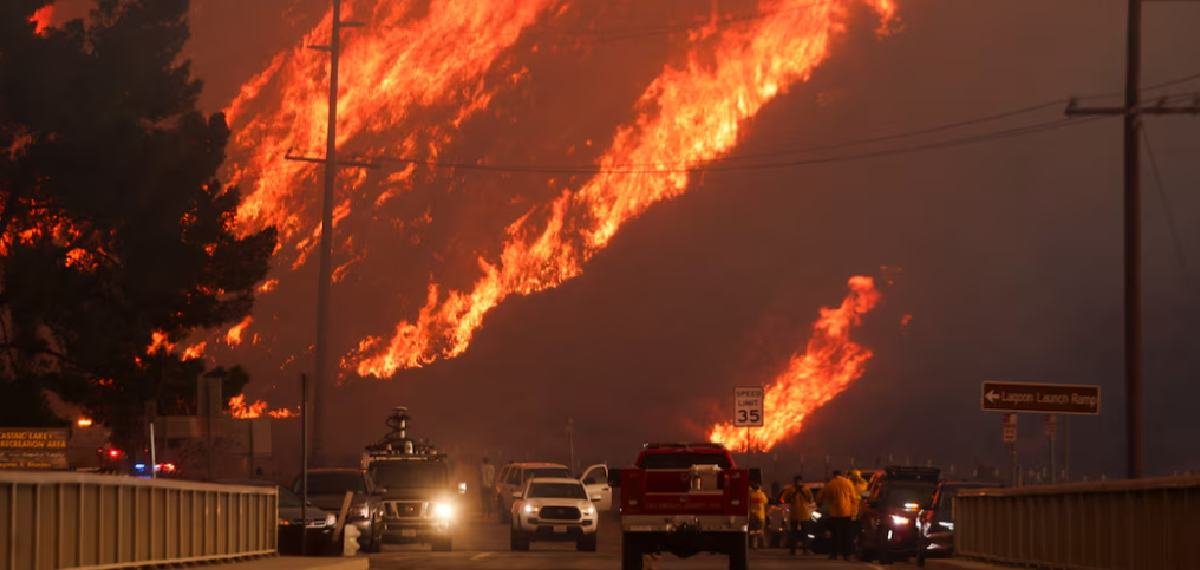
<box><xmin>366</xmin><ymin>514</ymin><xmax>930</xmax><ymax>570</ymax></box>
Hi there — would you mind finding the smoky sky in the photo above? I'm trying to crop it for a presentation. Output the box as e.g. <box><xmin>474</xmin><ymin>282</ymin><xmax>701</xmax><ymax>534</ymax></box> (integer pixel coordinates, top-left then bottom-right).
<box><xmin>56</xmin><ymin>0</ymin><xmax>1200</xmax><ymax>478</ymax></box>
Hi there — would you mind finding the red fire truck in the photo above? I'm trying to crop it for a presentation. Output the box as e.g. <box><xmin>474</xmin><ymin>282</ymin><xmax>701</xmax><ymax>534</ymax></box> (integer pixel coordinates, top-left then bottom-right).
<box><xmin>615</xmin><ymin>443</ymin><xmax>754</xmax><ymax>570</ymax></box>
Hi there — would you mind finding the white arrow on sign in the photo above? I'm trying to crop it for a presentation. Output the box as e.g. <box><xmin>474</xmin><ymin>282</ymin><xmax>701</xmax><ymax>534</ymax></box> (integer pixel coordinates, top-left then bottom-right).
<box><xmin>985</xmin><ymin>390</ymin><xmax>1000</xmax><ymax>403</ymax></box>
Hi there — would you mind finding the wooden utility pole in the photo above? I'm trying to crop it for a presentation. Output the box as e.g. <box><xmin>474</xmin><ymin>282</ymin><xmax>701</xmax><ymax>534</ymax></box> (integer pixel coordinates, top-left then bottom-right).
<box><xmin>285</xmin><ymin>0</ymin><xmax>370</xmax><ymax>465</ymax></box>
<box><xmin>1066</xmin><ymin>0</ymin><xmax>1199</xmax><ymax>479</ymax></box>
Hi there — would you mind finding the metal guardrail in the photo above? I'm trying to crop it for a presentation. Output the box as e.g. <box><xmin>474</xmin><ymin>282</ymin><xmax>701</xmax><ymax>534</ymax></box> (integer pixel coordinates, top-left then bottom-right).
<box><xmin>1</xmin><ymin>471</ymin><xmax>277</xmax><ymax>569</ymax></box>
<box><xmin>955</xmin><ymin>476</ymin><xmax>1200</xmax><ymax>570</ymax></box>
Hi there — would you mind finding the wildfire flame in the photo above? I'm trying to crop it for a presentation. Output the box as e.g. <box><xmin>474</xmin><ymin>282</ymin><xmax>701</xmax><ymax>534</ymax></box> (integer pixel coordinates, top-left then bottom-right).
<box><xmin>228</xmin><ymin>393</ymin><xmax>297</xmax><ymax>419</ymax></box>
<box><xmin>29</xmin><ymin>6</ymin><xmax>53</xmax><ymax>36</ymax></box>
<box><xmin>709</xmin><ymin>275</ymin><xmax>881</xmax><ymax>451</ymax></box>
<box><xmin>226</xmin><ymin>0</ymin><xmax>555</xmax><ymax>252</ymax></box>
<box><xmin>352</xmin><ymin>0</ymin><xmax>897</xmax><ymax>377</ymax></box>
<box><xmin>225</xmin><ymin>315</ymin><xmax>253</xmax><ymax>347</ymax></box>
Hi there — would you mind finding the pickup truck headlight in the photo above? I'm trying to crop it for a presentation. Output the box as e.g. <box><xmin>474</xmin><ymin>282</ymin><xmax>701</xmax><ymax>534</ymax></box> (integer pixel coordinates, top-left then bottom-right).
<box><xmin>581</xmin><ymin>504</ymin><xmax>596</xmax><ymax>517</ymax></box>
<box><xmin>324</xmin><ymin>513</ymin><xmax>337</xmax><ymax>527</ymax></box>
<box><xmin>522</xmin><ymin>503</ymin><xmax>538</xmax><ymax>515</ymax></box>
<box><xmin>890</xmin><ymin>515</ymin><xmax>910</xmax><ymax>526</ymax></box>
<box><xmin>432</xmin><ymin>501</ymin><xmax>454</xmax><ymax>520</ymax></box>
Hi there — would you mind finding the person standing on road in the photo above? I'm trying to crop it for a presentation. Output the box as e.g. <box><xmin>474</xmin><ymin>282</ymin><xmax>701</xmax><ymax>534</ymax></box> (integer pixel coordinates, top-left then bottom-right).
<box><xmin>748</xmin><ymin>482</ymin><xmax>768</xmax><ymax>549</ymax></box>
<box><xmin>823</xmin><ymin>470</ymin><xmax>858</xmax><ymax>561</ymax></box>
<box><xmin>779</xmin><ymin>475</ymin><xmax>815</xmax><ymax>555</ymax></box>
<box><xmin>480</xmin><ymin>457</ymin><xmax>496</xmax><ymax>516</ymax></box>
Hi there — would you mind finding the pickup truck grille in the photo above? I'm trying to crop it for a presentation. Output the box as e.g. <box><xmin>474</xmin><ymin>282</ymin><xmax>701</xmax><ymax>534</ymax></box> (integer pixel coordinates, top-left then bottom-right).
<box><xmin>385</xmin><ymin>501</ymin><xmax>427</xmax><ymax>519</ymax></box>
<box><xmin>538</xmin><ymin>506</ymin><xmax>581</xmax><ymax>520</ymax></box>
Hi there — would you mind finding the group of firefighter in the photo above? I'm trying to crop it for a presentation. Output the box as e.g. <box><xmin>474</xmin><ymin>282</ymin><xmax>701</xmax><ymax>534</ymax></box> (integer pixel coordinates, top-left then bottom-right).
<box><xmin>747</xmin><ymin>469</ymin><xmax>870</xmax><ymax>560</ymax></box>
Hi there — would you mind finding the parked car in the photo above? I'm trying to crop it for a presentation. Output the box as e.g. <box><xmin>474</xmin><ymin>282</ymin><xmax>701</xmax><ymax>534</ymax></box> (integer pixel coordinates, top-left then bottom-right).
<box><xmin>857</xmin><ymin>466</ymin><xmax>940</xmax><ymax>564</ymax></box>
<box><xmin>916</xmin><ymin>480</ymin><xmax>998</xmax><ymax>565</ymax></box>
<box><xmin>494</xmin><ymin>462</ymin><xmax>571</xmax><ymax>522</ymax></box>
<box><xmin>218</xmin><ymin>479</ymin><xmax>335</xmax><ymax>555</ymax></box>
<box><xmin>510</xmin><ymin>477</ymin><xmax>599</xmax><ymax>551</ymax></box>
<box><xmin>294</xmin><ymin>467</ymin><xmax>384</xmax><ymax>552</ymax></box>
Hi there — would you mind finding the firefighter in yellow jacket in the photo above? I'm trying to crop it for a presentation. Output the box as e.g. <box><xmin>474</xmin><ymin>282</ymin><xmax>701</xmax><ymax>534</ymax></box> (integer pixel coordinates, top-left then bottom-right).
<box><xmin>821</xmin><ymin>471</ymin><xmax>859</xmax><ymax>561</ymax></box>
<box><xmin>779</xmin><ymin>475</ymin><xmax>815</xmax><ymax>555</ymax></box>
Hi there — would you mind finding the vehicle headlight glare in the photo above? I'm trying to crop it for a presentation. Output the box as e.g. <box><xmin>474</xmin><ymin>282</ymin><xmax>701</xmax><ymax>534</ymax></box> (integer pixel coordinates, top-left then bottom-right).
<box><xmin>890</xmin><ymin>515</ymin><xmax>910</xmax><ymax>526</ymax></box>
<box><xmin>939</xmin><ymin>521</ymin><xmax>954</xmax><ymax>530</ymax></box>
<box><xmin>357</xmin><ymin>503</ymin><xmax>370</xmax><ymax>518</ymax></box>
<box><xmin>582</xmin><ymin>504</ymin><xmax>596</xmax><ymax>516</ymax></box>
<box><xmin>324</xmin><ymin>513</ymin><xmax>337</xmax><ymax>527</ymax></box>
<box><xmin>523</xmin><ymin>503</ymin><xmax>537</xmax><ymax>514</ymax></box>
<box><xmin>433</xmin><ymin>502</ymin><xmax>454</xmax><ymax>519</ymax></box>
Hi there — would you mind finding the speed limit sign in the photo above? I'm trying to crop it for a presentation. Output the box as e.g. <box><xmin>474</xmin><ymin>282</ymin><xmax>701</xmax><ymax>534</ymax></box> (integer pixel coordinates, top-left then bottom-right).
<box><xmin>734</xmin><ymin>386</ymin><xmax>764</xmax><ymax>427</ymax></box>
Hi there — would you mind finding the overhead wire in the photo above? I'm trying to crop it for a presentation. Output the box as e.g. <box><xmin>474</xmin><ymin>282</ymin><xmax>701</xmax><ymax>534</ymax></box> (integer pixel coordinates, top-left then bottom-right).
<box><xmin>1140</xmin><ymin>124</ymin><xmax>1194</xmax><ymax>287</ymax></box>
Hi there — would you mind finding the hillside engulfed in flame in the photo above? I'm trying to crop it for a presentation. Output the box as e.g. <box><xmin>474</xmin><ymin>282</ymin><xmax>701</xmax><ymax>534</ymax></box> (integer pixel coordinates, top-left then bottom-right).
<box><xmin>226</xmin><ymin>0</ymin><xmax>554</xmax><ymax>256</ymax></box>
<box><xmin>709</xmin><ymin>275</ymin><xmax>881</xmax><ymax>451</ymax></box>
<box><xmin>352</xmin><ymin>0</ymin><xmax>896</xmax><ymax>377</ymax></box>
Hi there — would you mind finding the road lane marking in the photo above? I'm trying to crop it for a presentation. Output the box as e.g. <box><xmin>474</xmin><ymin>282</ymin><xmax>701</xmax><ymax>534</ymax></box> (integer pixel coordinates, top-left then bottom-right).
<box><xmin>469</xmin><ymin>551</ymin><xmax>496</xmax><ymax>561</ymax></box>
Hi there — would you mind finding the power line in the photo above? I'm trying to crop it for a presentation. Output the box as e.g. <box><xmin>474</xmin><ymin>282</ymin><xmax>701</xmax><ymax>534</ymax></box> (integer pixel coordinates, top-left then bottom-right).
<box><xmin>1140</xmin><ymin>124</ymin><xmax>1194</xmax><ymax>287</ymax></box>
<box><xmin>375</xmin><ymin>115</ymin><xmax>1104</xmax><ymax>176</ymax></box>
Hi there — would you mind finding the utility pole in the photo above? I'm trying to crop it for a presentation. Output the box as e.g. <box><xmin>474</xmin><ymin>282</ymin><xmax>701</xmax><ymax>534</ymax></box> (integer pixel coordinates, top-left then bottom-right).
<box><xmin>1065</xmin><ymin>0</ymin><xmax>1200</xmax><ymax>479</ymax></box>
<box><xmin>285</xmin><ymin>0</ymin><xmax>370</xmax><ymax>465</ymax></box>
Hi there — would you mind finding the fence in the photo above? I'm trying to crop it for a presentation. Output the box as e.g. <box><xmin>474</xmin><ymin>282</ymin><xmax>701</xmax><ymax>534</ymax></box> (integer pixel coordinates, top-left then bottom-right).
<box><xmin>955</xmin><ymin>475</ymin><xmax>1200</xmax><ymax>569</ymax></box>
<box><xmin>1</xmin><ymin>471</ymin><xmax>277</xmax><ymax>569</ymax></box>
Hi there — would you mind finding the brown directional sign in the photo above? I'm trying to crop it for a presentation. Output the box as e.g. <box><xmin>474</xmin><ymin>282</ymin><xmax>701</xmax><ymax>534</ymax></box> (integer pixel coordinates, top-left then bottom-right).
<box><xmin>981</xmin><ymin>381</ymin><xmax>1101</xmax><ymax>415</ymax></box>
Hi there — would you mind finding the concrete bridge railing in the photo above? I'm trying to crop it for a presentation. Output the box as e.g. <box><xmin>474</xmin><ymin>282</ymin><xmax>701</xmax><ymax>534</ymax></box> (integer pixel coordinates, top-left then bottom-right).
<box><xmin>956</xmin><ymin>475</ymin><xmax>1200</xmax><ymax>570</ymax></box>
<box><xmin>1</xmin><ymin>470</ymin><xmax>277</xmax><ymax>569</ymax></box>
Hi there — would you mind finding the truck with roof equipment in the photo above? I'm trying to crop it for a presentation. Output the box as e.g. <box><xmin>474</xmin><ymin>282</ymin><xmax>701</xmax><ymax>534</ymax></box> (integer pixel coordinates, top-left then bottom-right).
<box><xmin>613</xmin><ymin>442</ymin><xmax>756</xmax><ymax>570</ymax></box>
<box><xmin>360</xmin><ymin>406</ymin><xmax>461</xmax><ymax>551</ymax></box>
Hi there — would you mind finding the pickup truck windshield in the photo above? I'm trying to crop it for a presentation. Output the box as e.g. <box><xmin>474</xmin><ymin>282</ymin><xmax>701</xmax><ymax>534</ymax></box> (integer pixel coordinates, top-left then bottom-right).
<box><xmin>370</xmin><ymin>461</ymin><xmax>448</xmax><ymax>489</ymax></box>
<box><xmin>639</xmin><ymin>453</ymin><xmax>732</xmax><ymax>469</ymax></box>
<box><xmin>524</xmin><ymin>467</ymin><xmax>570</xmax><ymax>480</ymax></box>
<box><xmin>527</xmin><ymin>482</ymin><xmax>587</xmax><ymax>499</ymax></box>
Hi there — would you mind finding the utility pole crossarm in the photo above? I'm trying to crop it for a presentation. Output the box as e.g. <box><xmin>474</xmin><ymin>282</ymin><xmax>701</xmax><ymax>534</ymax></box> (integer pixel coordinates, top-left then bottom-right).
<box><xmin>1065</xmin><ymin>98</ymin><xmax>1200</xmax><ymax>117</ymax></box>
<box><xmin>284</xmin><ymin>151</ymin><xmax>379</xmax><ymax>169</ymax></box>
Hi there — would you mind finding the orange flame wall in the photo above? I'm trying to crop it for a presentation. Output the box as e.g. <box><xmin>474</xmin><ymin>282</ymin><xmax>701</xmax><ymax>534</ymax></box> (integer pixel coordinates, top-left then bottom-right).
<box><xmin>226</xmin><ymin>0</ymin><xmax>556</xmax><ymax>256</ymax></box>
<box><xmin>709</xmin><ymin>275</ymin><xmax>881</xmax><ymax>451</ymax></box>
<box><xmin>351</xmin><ymin>0</ymin><xmax>897</xmax><ymax>377</ymax></box>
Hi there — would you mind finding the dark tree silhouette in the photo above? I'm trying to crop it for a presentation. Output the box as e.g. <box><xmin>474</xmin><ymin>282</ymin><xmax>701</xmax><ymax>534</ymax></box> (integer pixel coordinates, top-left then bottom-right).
<box><xmin>0</xmin><ymin>1</ymin><xmax>276</xmax><ymax>445</ymax></box>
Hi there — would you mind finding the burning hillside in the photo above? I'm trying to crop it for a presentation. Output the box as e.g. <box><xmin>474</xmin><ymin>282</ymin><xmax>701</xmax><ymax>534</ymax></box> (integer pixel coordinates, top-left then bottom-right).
<box><xmin>218</xmin><ymin>0</ymin><xmax>899</xmax><ymax>392</ymax></box>
<box><xmin>709</xmin><ymin>275</ymin><xmax>881</xmax><ymax>451</ymax></box>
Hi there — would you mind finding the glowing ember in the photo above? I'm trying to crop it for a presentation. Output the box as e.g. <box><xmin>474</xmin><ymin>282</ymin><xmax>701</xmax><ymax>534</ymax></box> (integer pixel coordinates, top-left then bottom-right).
<box><xmin>267</xmin><ymin>407</ymin><xmax>298</xmax><ymax>419</ymax></box>
<box><xmin>147</xmin><ymin>330</ymin><xmax>176</xmax><ymax>354</ymax></box>
<box><xmin>225</xmin><ymin>315</ymin><xmax>253</xmax><ymax>347</ymax></box>
<box><xmin>228</xmin><ymin>394</ymin><xmax>296</xmax><ymax>419</ymax></box>
<box><xmin>29</xmin><ymin>5</ymin><xmax>53</xmax><ymax>36</ymax></box>
<box><xmin>709</xmin><ymin>275</ymin><xmax>881</xmax><ymax>451</ymax></box>
<box><xmin>228</xmin><ymin>394</ymin><xmax>266</xmax><ymax>419</ymax></box>
<box><xmin>181</xmin><ymin>341</ymin><xmax>207</xmax><ymax>360</ymax></box>
<box><xmin>352</xmin><ymin>0</ymin><xmax>897</xmax><ymax>377</ymax></box>
<box><xmin>257</xmin><ymin>279</ymin><xmax>279</xmax><ymax>293</ymax></box>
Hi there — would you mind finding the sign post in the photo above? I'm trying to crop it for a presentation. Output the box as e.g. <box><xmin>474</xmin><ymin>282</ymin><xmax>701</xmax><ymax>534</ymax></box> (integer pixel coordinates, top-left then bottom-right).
<box><xmin>1045</xmin><ymin>415</ymin><xmax>1057</xmax><ymax>484</ymax></box>
<box><xmin>981</xmin><ymin>381</ymin><xmax>1101</xmax><ymax>415</ymax></box>
<box><xmin>734</xmin><ymin>386</ymin><xmax>764</xmax><ymax>452</ymax></box>
<box><xmin>983</xmin><ymin>381</ymin><xmax>1099</xmax><ymax>487</ymax></box>
<box><xmin>1002</xmin><ymin>414</ymin><xmax>1018</xmax><ymax>487</ymax></box>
